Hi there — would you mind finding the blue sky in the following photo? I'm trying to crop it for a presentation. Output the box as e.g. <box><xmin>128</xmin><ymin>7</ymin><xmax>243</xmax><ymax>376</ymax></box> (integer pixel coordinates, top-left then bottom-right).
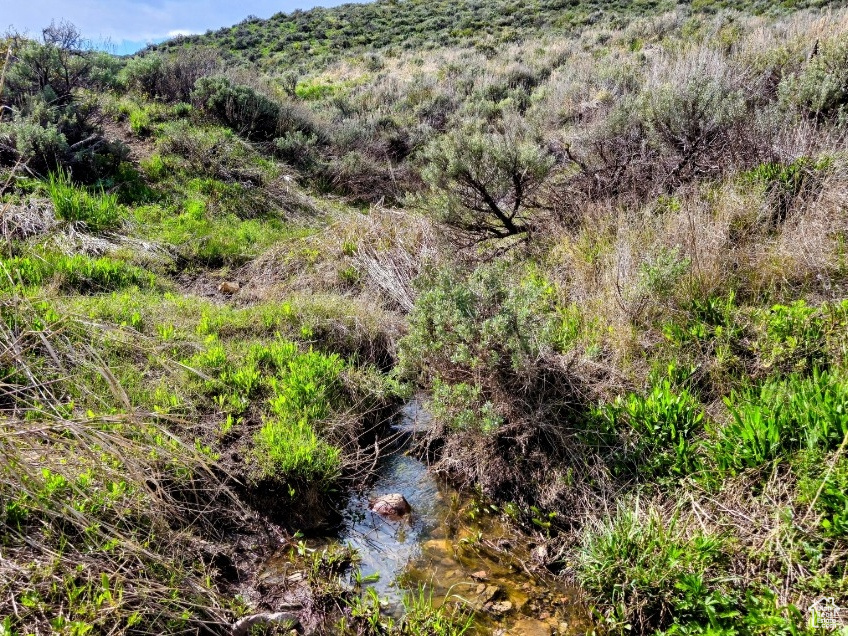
<box><xmin>3</xmin><ymin>0</ymin><xmax>356</xmax><ymax>54</ymax></box>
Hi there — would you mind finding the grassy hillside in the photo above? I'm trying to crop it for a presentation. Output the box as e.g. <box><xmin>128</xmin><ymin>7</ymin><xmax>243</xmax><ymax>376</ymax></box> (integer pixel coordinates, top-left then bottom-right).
<box><xmin>2</xmin><ymin>1</ymin><xmax>848</xmax><ymax>635</ymax></box>
<box><xmin>148</xmin><ymin>0</ymin><xmax>835</xmax><ymax>69</ymax></box>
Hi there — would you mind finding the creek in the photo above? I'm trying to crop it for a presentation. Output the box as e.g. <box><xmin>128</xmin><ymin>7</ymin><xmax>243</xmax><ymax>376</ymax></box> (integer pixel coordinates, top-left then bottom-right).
<box><xmin>335</xmin><ymin>400</ymin><xmax>591</xmax><ymax>635</ymax></box>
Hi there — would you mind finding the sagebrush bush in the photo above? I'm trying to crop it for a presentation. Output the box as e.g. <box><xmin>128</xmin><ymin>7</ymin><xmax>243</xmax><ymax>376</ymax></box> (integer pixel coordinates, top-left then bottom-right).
<box><xmin>0</xmin><ymin>113</ymin><xmax>69</xmax><ymax>168</ymax></box>
<box><xmin>779</xmin><ymin>36</ymin><xmax>848</xmax><ymax>120</ymax></box>
<box><xmin>645</xmin><ymin>73</ymin><xmax>749</xmax><ymax>186</ymax></box>
<box><xmin>193</xmin><ymin>76</ymin><xmax>281</xmax><ymax>141</ymax></box>
<box><xmin>419</xmin><ymin>115</ymin><xmax>555</xmax><ymax>242</ymax></box>
<box><xmin>400</xmin><ymin>264</ymin><xmax>560</xmax><ymax>384</ymax></box>
<box><xmin>122</xmin><ymin>48</ymin><xmax>220</xmax><ymax>102</ymax></box>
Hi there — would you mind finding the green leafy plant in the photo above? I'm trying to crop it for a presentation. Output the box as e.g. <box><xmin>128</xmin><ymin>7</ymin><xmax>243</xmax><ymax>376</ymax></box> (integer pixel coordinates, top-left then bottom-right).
<box><xmin>711</xmin><ymin>370</ymin><xmax>848</xmax><ymax>473</ymax></box>
<box><xmin>592</xmin><ymin>374</ymin><xmax>704</xmax><ymax>480</ymax></box>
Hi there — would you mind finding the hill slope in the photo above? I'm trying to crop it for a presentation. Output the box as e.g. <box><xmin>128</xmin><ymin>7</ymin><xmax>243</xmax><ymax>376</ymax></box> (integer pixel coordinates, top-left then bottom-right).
<box><xmin>148</xmin><ymin>0</ymin><xmax>833</xmax><ymax>68</ymax></box>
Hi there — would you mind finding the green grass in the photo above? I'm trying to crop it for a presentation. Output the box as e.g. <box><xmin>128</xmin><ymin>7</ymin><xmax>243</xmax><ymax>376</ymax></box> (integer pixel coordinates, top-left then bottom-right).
<box><xmin>0</xmin><ymin>253</ymin><xmax>154</xmax><ymax>293</ymax></box>
<box><xmin>47</xmin><ymin>169</ymin><xmax>124</xmax><ymax>232</ymax></box>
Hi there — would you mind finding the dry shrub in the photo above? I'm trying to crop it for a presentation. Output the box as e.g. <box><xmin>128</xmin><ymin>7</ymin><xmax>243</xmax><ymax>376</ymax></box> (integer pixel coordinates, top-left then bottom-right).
<box><xmin>0</xmin><ymin>198</ymin><xmax>56</xmax><ymax>241</ymax></box>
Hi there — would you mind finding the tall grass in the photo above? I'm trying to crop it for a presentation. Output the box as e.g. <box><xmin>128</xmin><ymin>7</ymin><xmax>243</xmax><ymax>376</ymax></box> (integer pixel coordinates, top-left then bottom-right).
<box><xmin>47</xmin><ymin>169</ymin><xmax>123</xmax><ymax>232</ymax></box>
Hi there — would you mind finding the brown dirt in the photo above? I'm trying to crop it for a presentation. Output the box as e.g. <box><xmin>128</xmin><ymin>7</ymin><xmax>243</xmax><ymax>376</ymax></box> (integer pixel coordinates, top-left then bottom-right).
<box><xmin>100</xmin><ymin>117</ymin><xmax>157</xmax><ymax>165</ymax></box>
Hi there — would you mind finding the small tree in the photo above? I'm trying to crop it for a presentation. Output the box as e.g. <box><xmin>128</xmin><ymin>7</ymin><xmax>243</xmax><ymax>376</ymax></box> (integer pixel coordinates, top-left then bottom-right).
<box><xmin>420</xmin><ymin>117</ymin><xmax>555</xmax><ymax>244</ymax></box>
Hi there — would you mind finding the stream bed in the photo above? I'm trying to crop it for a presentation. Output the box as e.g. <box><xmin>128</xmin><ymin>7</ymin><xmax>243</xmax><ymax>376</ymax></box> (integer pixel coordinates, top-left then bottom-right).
<box><xmin>335</xmin><ymin>400</ymin><xmax>591</xmax><ymax>635</ymax></box>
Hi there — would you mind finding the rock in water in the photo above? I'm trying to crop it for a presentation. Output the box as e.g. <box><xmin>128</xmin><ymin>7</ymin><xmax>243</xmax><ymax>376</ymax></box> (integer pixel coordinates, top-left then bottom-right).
<box><xmin>511</xmin><ymin>618</ymin><xmax>552</xmax><ymax>636</ymax></box>
<box><xmin>487</xmin><ymin>600</ymin><xmax>513</xmax><ymax>616</ymax></box>
<box><xmin>369</xmin><ymin>493</ymin><xmax>411</xmax><ymax>519</ymax></box>
<box><xmin>218</xmin><ymin>281</ymin><xmax>240</xmax><ymax>294</ymax></box>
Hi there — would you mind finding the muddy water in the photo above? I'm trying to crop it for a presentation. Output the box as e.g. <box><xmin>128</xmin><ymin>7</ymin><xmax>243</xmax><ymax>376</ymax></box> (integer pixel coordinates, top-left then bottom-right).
<box><xmin>337</xmin><ymin>400</ymin><xmax>591</xmax><ymax>635</ymax></box>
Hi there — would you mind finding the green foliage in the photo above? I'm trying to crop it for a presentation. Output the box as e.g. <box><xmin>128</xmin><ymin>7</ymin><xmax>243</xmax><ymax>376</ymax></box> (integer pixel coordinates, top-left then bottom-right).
<box><xmin>0</xmin><ymin>111</ymin><xmax>70</xmax><ymax>168</ymax></box>
<box><xmin>47</xmin><ymin>169</ymin><xmax>123</xmax><ymax>231</ymax></box>
<box><xmin>182</xmin><ymin>332</ymin><xmax>347</xmax><ymax>486</ymax></box>
<box><xmin>0</xmin><ymin>24</ymin><xmax>125</xmax><ymax>177</ymax></box>
<box><xmin>274</xmin><ymin>130</ymin><xmax>320</xmax><ymax>168</ymax></box>
<box><xmin>3</xmin><ymin>23</ymin><xmax>91</xmax><ymax>105</ymax></box>
<box><xmin>400</xmin><ymin>587</ymin><xmax>474</xmax><ymax>636</ymax></box>
<box><xmin>592</xmin><ymin>375</ymin><xmax>705</xmax><ymax>480</ymax></box>
<box><xmin>148</xmin><ymin>0</ymin><xmax>818</xmax><ymax>71</ymax></box>
<box><xmin>430</xmin><ymin>380</ymin><xmax>502</xmax><ymax>435</ymax></box>
<box><xmin>742</xmin><ymin>156</ymin><xmax>833</xmax><ymax>223</ymax></box>
<box><xmin>750</xmin><ymin>300</ymin><xmax>848</xmax><ymax>374</ymax></box>
<box><xmin>712</xmin><ymin>371</ymin><xmax>848</xmax><ymax>473</ymax></box>
<box><xmin>0</xmin><ymin>253</ymin><xmax>154</xmax><ymax>293</ymax></box>
<box><xmin>255</xmin><ymin>345</ymin><xmax>345</xmax><ymax>486</ymax></box>
<box><xmin>134</xmin><ymin>203</ymin><xmax>290</xmax><ymax>266</ymax></box>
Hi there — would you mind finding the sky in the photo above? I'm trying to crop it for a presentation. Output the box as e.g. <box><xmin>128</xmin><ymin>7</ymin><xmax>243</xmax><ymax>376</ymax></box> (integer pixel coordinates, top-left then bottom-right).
<box><xmin>3</xmin><ymin>0</ymin><xmax>356</xmax><ymax>55</ymax></box>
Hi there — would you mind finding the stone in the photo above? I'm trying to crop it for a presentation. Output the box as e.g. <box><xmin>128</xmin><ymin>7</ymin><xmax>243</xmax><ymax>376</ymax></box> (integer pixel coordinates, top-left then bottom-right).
<box><xmin>369</xmin><ymin>493</ymin><xmax>411</xmax><ymax>519</ymax></box>
<box><xmin>479</xmin><ymin>585</ymin><xmax>500</xmax><ymax>604</ymax></box>
<box><xmin>218</xmin><ymin>281</ymin><xmax>240</xmax><ymax>294</ymax></box>
<box><xmin>470</xmin><ymin>570</ymin><xmax>488</xmax><ymax>581</ymax></box>
<box><xmin>487</xmin><ymin>600</ymin><xmax>513</xmax><ymax>616</ymax></box>
<box><xmin>511</xmin><ymin>618</ymin><xmax>553</xmax><ymax>636</ymax></box>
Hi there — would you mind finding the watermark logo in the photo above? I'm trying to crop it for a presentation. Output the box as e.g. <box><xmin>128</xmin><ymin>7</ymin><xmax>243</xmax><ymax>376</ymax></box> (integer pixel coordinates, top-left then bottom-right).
<box><xmin>809</xmin><ymin>597</ymin><xmax>846</xmax><ymax>631</ymax></box>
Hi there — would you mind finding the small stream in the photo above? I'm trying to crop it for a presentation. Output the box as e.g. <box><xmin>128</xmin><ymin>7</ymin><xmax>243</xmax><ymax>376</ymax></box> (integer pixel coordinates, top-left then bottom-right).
<box><xmin>259</xmin><ymin>400</ymin><xmax>590</xmax><ymax>634</ymax></box>
<box><xmin>336</xmin><ymin>400</ymin><xmax>590</xmax><ymax>635</ymax></box>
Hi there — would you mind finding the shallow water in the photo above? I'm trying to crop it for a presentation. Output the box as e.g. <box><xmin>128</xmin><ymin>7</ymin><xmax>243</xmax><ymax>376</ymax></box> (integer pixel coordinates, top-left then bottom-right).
<box><xmin>336</xmin><ymin>400</ymin><xmax>591</xmax><ymax>635</ymax></box>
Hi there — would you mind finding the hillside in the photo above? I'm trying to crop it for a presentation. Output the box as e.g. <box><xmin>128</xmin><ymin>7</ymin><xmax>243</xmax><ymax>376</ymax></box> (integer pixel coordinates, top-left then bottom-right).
<box><xmin>2</xmin><ymin>1</ymin><xmax>848</xmax><ymax>635</ymax></box>
<box><xmin>148</xmin><ymin>0</ymin><xmax>834</xmax><ymax>69</ymax></box>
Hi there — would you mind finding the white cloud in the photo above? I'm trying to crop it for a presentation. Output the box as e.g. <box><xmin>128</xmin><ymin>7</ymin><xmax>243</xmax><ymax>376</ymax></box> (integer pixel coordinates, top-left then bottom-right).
<box><xmin>166</xmin><ymin>29</ymin><xmax>197</xmax><ymax>37</ymax></box>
